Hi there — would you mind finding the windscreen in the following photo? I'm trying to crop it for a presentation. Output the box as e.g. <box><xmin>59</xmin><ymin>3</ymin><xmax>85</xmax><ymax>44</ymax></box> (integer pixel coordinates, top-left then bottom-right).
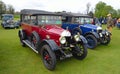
<box><xmin>2</xmin><ymin>15</ymin><xmax>13</xmax><ymax>20</ymax></box>
<box><xmin>38</xmin><ymin>15</ymin><xmax>62</xmax><ymax>25</ymax></box>
<box><xmin>75</xmin><ymin>17</ymin><xmax>93</xmax><ymax>24</ymax></box>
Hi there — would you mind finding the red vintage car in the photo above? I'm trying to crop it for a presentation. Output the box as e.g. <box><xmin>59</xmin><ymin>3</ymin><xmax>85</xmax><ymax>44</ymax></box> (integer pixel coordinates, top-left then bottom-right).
<box><xmin>18</xmin><ymin>9</ymin><xmax>87</xmax><ymax>70</ymax></box>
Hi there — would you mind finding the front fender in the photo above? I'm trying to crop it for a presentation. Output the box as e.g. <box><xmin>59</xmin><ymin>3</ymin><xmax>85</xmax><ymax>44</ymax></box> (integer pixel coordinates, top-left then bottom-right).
<box><xmin>72</xmin><ymin>27</ymin><xmax>82</xmax><ymax>35</ymax></box>
<box><xmin>85</xmin><ymin>31</ymin><xmax>100</xmax><ymax>39</ymax></box>
<box><xmin>80</xmin><ymin>35</ymin><xmax>87</xmax><ymax>44</ymax></box>
<box><xmin>41</xmin><ymin>39</ymin><xmax>59</xmax><ymax>51</ymax></box>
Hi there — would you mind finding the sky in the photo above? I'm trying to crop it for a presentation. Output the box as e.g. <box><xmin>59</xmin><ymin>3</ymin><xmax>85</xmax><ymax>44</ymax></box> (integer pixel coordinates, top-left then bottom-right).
<box><xmin>2</xmin><ymin>0</ymin><xmax>120</xmax><ymax>13</ymax></box>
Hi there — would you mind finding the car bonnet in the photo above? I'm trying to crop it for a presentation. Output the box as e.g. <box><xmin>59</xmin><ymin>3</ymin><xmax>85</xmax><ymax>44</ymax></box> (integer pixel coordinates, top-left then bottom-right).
<box><xmin>45</xmin><ymin>25</ymin><xmax>71</xmax><ymax>37</ymax></box>
<box><xmin>82</xmin><ymin>24</ymin><xmax>98</xmax><ymax>30</ymax></box>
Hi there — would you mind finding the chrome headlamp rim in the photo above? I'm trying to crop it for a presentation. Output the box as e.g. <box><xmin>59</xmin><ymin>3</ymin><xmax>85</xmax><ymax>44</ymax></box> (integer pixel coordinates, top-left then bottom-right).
<box><xmin>106</xmin><ymin>31</ymin><xmax>109</xmax><ymax>36</ymax></box>
<box><xmin>74</xmin><ymin>35</ymin><xmax>80</xmax><ymax>41</ymax></box>
<box><xmin>99</xmin><ymin>33</ymin><xmax>103</xmax><ymax>37</ymax></box>
<box><xmin>7</xmin><ymin>20</ymin><xmax>9</xmax><ymax>23</ymax></box>
<box><xmin>59</xmin><ymin>36</ymin><xmax>66</xmax><ymax>44</ymax></box>
<box><xmin>97</xmin><ymin>26</ymin><xmax>102</xmax><ymax>30</ymax></box>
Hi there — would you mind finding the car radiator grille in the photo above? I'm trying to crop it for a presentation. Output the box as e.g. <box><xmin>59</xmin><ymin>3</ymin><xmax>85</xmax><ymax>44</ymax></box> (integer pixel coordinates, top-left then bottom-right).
<box><xmin>65</xmin><ymin>37</ymin><xmax>75</xmax><ymax>44</ymax></box>
<box><xmin>97</xmin><ymin>30</ymin><xmax>102</xmax><ymax>33</ymax></box>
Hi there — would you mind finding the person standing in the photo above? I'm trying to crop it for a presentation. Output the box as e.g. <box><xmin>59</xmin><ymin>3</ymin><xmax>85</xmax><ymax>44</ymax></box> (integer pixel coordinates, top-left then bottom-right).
<box><xmin>116</xmin><ymin>18</ymin><xmax>120</xmax><ymax>29</ymax></box>
<box><xmin>106</xmin><ymin>14</ymin><xmax>114</xmax><ymax>32</ymax></box>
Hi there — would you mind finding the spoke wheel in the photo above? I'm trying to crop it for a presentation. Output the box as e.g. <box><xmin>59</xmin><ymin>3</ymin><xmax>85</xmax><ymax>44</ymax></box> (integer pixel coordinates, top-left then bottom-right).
<box><xmin>41</xmin><ymin>44</ymin><xmax>56</xmax><ymax>70</ymax></box>
<box><xmin>31</xmin><ymin>31</ymin><xmax>40</xmax><ymax>50</ymax></box>
<box><xmin>32</xmin><ymin>36</ymin><xmax>37</xmax><ymax>47</ymax></box>
<box><xmin>85</xmin><ymin>35</ymin><xmax>97</xmax><ymax>49</ymax></box>
<box><xmin>43</xmin><ymin>50</ymin><xmax>53</xmax><ymax>66</ymax></box>
<box><xmin>72</xmin><ymin>44</ymin><xmax>87</xmax><ymax>60</ymax></box>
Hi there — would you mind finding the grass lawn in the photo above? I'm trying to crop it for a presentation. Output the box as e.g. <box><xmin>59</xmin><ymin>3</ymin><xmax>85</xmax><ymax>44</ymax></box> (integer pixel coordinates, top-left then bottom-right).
<box><xmin>0</xmin><ymin>24</ymin><xmax>120</xmax><ymax>74</ymax></box>
<box><xmin>14</xmin><ymin>14</ymin><xmax>20</xmax><ymax>20</ymax></box>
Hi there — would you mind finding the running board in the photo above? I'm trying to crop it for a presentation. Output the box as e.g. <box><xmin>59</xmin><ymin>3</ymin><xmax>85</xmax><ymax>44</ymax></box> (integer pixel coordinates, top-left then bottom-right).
<box><xmin>23</xmin><ymin>40</ymin><xmax>38</xmax><ymax>53</ymax></box>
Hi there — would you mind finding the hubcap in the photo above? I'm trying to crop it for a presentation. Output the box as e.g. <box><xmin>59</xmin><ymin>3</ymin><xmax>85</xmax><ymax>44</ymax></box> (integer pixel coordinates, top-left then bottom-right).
<box><xmin>32</xmin><ymin>36</ymin><xmax>37</xmax><ymax>46</ymax></box>
<box><xmin>43</xmin><ymin>50</ymin><xmax>52</xmax><ymax>65</ymax></box>
<box><xmin>76</xmin><ymin>44</ymin><xmax>84</xmax><ymax>56</ymax></box>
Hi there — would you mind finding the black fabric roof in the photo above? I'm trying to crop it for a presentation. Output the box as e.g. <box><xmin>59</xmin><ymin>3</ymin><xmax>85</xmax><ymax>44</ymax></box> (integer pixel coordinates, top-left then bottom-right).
<box><xmin>2</xmin><ymin>14</ymin><xmax>13</xmax><ymax>16</ymax></box>
<box><xmin>71</xmin><ymin>13</ymin><xmax>91</xmax><ymax>17</ymax></box>
<box><xmin>56</xmin><ymin>12</ymin><xmax>92</xmax><ymax>18</ymax></box>
<box><xmin>56</xmin><ymin>12</ymin><xmax>73</xmax><ymax>16</ymax></box>
<box><xmin>21</xmin><ymin>9</ymin><xmax>60</xmax><ymax>15</ymax></box>
<box><xmin>20</xmin><ymin>9</ymin><xmax>92</xmax><ymax>17</ymax></box>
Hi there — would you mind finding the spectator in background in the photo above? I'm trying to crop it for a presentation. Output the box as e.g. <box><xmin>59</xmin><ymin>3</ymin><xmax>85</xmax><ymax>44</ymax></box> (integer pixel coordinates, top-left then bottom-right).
<box><xmin>93</xmin><ymin>17</ymin><xmax>101</xmax><ymax>27</ymax></box>
<box><xmin>106</xmin><ymin>14</ymin><xmax>114</xmax><ymax>32</ymax></box>
<box><xmin>113</xmin><ymin>18</ymin><xmax>117</xmax><ymax>27</ymax></box>
<box><xmin>116</xmin><ymin>18</ymin><xmax>120</xmax><ymax>29</ymax></box>
<box><xmin>104</xmin><ymin>17</ymin><xmax>107</xmax><ymax>24</ymax></box>
<box><xmin>92</xmin><ymin>17</ymin><xmax>96</xmax><ymax>25</ymax></box>
<box><xmin>102</xmin><ymin>17</ymin><xmax>107</xmax><ymax>24</ymax></box>
<box><xmin>99</xmin><ymin>16</ymin><xmax>103</xmax><ymax>24</ymax></box>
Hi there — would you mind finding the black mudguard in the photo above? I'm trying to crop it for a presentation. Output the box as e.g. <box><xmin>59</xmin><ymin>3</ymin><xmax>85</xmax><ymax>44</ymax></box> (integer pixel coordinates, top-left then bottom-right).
<box><xmin>85</xmin><ymin>31</ymin><xmax>100</xmax><ymax>39</ymax></box>
<box><xmin>72</xmin><ymin>27</ymin><xmax>82</xmax><ymax>35</ymax></box>
<box><xmin>80</xmin><ymin>35</ymin><xmax>87</xmax><ymax>44</ymax></box>
<box><xmin>18</xmin><ymin>29</ymin><xmax>27</xmax><ymax>40</ymax></box>
<box><xmin>40</xmin><ymin>39</ymin><xmax>59</xmax><ymax>51</ymax></box>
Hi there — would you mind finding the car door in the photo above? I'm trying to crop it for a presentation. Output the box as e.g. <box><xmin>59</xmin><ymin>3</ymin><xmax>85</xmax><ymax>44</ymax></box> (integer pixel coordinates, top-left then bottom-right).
<box><xmin>21</xmin><ymin>15</ymin><xmax>32</xmax><ymax>36</ymax></box>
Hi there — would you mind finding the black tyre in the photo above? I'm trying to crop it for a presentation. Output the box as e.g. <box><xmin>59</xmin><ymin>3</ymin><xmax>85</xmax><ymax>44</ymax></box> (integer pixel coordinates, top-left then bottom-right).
<box><xmin>40</xmin><ymin>44</ymin><xmax>56</xmax><ymax>70</ymax></box>
<box><xmin>101</xmin><ymin>36</ymin><xmax>111</xmax><ymax>45</ymax></box>
<box><xmin>31</xmin><ymin>32</ymin><xmax>40</xmax><ymax>50</ymax></box>
<box><xmin>18</xmin><ymin>30</ymin><xmax>26</xmax><ymax>47</ymax></box>
<box><xmin>72</xmin><ymin>44</ymin><xmax>87</xmax><ymax>60</ymax></box>
<box><xmin>16</xmin><ymin>26</ymin><xmax>19</xmax><ymax>29</ymax></box>
<box><xmin>3</xmin><ymin>26</ymin><xmax>5</xmax><ymax>29</ymax></box>
<box><xmin>2</xmin><ymin>24</ymin><xmax>7</xmax><ymax>29</ymax></box>
<box><xmin>85</xmin><ymin>35</ymin><xmax>97</xmax><ymax>49</ymax></box>
<box><xmin>1</xmin><ymin>23</ymin><xmax>3</xmax><ymax>27</ymax></box>
<box><xmin>3</xmin><ymin>25</ymin><xmax>6</xmax><ymax>29</ymax></box>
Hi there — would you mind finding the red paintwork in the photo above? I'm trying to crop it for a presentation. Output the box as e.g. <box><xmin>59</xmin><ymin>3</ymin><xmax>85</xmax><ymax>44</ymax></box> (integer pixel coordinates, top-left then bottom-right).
<box><xmin>21</xmin><ymin>23</ymin><xmax>65</xmax><ymax>46</ymax></box>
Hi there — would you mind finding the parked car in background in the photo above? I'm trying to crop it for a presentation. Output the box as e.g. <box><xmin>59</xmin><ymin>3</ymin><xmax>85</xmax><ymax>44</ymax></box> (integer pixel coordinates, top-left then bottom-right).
<box><xmin>58</xmin><ymin>12</ymin><xmax>111</xmax><ymax>49</ymax></box>
<box><xmin>18</xmin><ymin>9</ymin><xmax>88</xmax><ymax>70</ymax></box>
<box><xmin>1</xmin><ymin>14</ymin><xmax>19</xmax><ymax>29</ymax></box>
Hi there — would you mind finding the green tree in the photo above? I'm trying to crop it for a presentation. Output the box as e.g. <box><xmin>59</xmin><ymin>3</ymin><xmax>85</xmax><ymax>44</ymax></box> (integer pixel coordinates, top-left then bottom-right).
<box><xmin>6</xmin><ymin>4</ymin><xmax>15</xmax><ymax>14</ymax></box>
<box><xmin>95</xmin><ymin>1</ymin><xmax>106</xmax><ymax>17</ymax></box>
<box><xmin>0</xmin><ymin>1</ymin><xmax>6</xmax><ymax>18</ymax></box>
<box><xmin>95</xmin><ymin>1</ymin><xmax>115</xmax><ymax>18</ymax></box>
<box><xmin>112</xmin><ymin>10</ymin><xmax>117</xmax><ymax>18</ymax></box>
<box><xmin>117</xmin><ymin>9</ymin><xmax>120</xmax><ymax>18</ymax></box>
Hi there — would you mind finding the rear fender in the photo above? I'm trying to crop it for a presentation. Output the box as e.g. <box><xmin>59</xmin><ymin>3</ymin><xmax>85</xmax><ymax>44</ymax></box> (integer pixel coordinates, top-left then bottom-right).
<box><xmin>18</xmin><ymin>29</ymin><xmax>27</xmax><ymax>40</ymax></box>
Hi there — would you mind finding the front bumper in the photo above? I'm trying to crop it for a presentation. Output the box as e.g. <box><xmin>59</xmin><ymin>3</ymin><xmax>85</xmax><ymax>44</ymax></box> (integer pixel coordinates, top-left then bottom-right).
<box><xmin>4</xmin><ymin>23</ymin><xmax>19</xmax><ymax>28</ymax></box>
<box><xmin>60</xmin><ymin>36</ymin><xmax>84</xmax><ymax>48</ymax></box>
<box><xmin>4</xmin><ymin>24</ymin><xmax>15</xmax><ymax>28</ymax></box>
<box><xmin>98</xmin><ymin>30</ymin><xmax>111</xmax><ymax>42</ymax></box>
